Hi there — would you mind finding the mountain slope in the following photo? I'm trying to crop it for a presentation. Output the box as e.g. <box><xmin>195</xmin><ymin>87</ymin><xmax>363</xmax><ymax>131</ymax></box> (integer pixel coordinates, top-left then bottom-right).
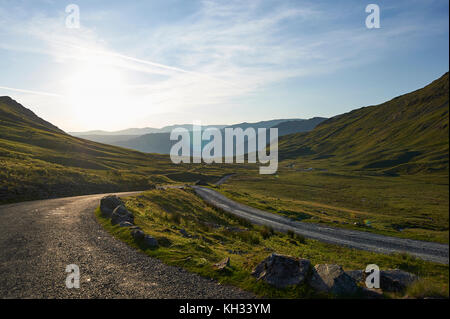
<box><xmin>278</xmin><ymin>73</ymin><xmax>449</xmax><ymax>174</ymax></box>
<box><xmin>0</xmin><ymin>97</ymin><xmax>222</xmax><ymax>203</ymax></box>
<box><xmin>98</xmin><ymin>118</ymin><xmax>324</xmax><ymax>155</ymax></box>
<box><xmin>273</xmin><ymin>117</ymin><xmax>327</xmax><ymax>136</ymax></box>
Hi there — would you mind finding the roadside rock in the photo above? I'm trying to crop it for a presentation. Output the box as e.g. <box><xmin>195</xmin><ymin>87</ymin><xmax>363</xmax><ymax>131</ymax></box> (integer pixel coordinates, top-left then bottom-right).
<box><xmin>309</xmin><ymin>264</ymin><xmax>359</xmax><ymax>296</ymax></box>
<box><xmin>380</xmin><ymin>269</ymin><xmax>417</xmax><ymax>292</ymax></box>
<box><xmin>111</xmin><ymin>205</ymin><xmax>134</xmax><ymax>225</ymax></box>
<box><xmin>214</xmin><ymin>257</ymin><xmax>230</xmax><ymax>270</ymax></box>
<box><xmin>345</xmin><ymin>269</ymin><xmax>417</xmax><ymax>292</ymax></box>
<box><xmin>143</xmin><ymin>235</ymin><xmax>158</xmax><ymax>248</ymax></box>
<box><xmin>252</xmin><ymin>253</ymin><xmax>311</xmax><ymax>288</ymax></box>
<box><xmin>100</xmin><ymin>195</ymin><xmax>124</xmax><ymax>218</ymax></box>
<box><xmin>131</xmin><ymin>229</ymin><xmax>145</xmax><ymax>241</ymax></box>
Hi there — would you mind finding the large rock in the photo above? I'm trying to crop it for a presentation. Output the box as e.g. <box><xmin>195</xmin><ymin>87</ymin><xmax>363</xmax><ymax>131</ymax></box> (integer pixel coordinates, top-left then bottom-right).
<box><xmin>380</xmin><ymin>269</ymin><xmax>417</xmax><ymax>292</ymax></box>
<box><xmin>100</xmin><ymin>195</ymin><xmax>124</xmax><ymax>218</ymax></box>
<box><xmin>111</xmin><ymin>205</ymin><xmax>134</xmax><ymax>225</ymax></box>
<box><xmin>345</xmin><ymin>269</ymin><xmax>417</xmax><ymax>292</ymax></box>
<box><xmin>252</xmin><ymin>253</ymin><xmax>310</xmax><ymax>288</ymax></box>
<box><xmin>309</xmin><ymin>264</ymin><xmax>359</xmax><ymax>296</ymax></box>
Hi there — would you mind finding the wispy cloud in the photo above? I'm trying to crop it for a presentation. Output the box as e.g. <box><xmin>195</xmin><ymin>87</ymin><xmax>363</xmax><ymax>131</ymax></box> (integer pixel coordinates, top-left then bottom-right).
<box><xmin>0</xmin><ymin>0</ymin><xmax>447</xmax><ymax>130</ymax></box>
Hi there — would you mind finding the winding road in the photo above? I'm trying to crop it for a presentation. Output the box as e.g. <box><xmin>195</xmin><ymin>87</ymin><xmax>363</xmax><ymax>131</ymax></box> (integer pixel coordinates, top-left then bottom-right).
<box><xmin>0</xmin><ymin>192</ymin><xmax>253</xmax><ymax>298</ymax></box>
<box><xmin>193</xmin><ymin>186</ymin><xmax>449</xmax><ymax>264</ymax></box>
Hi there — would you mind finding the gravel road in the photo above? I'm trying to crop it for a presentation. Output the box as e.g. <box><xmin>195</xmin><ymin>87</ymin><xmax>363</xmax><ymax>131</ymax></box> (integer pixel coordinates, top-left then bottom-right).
<box><xmin>0</xmin><ymin>192</ymin><xmax>253</xmax><ymax>298</ymax></box>
<box><xmin>193</xmin><ymin>186</ymin><xmax>449</xmax><ymax>264</ymax></box>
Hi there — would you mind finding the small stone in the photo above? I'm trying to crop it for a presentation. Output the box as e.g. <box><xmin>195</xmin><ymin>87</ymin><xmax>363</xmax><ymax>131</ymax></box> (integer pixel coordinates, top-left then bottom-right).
<box><xmin>143</xmin><ymin>235</ymin><xmax>158</xmax><ymax>248</ymax></box>
<box><xmin>131</xmin><ymin>229</ymin><xmax>145</xmax><ymax>241</ymax></box>
<box><xmin>111</xmin><ymin>205</ymin><xmax>134</xmax><ymax>225</ymax></box>
<box><xmin>214</xmin><ymin>257</ymin><xmax>230</xmax><ymax>270</ymax></box>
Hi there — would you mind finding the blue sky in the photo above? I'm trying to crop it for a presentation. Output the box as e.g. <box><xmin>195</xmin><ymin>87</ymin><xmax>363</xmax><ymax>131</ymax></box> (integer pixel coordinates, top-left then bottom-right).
<box><xmin>0</xmin><ymin>0</ymin><xmax>448</xmax><ymax>131</ymax></box>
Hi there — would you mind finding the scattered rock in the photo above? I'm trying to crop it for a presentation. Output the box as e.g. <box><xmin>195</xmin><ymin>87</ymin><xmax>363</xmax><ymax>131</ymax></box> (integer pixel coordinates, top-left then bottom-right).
<box><xmin>345</xmin><ymin>269</ymin><xmax>417</xmax><ymax>292</ymax></box>
<box><xmin>131</xmin><ymin>229</ymin><xmax>145</xmax><ymax>241</ymax></box>
<box><xmin>214</xmin><ymin>257</ymin><xmax>230</xmax><ymax>270</ymax></box>
<box><xmin>143</xmin><ymin>235</ymin><xmax>158</xmax><ymax>248</ymax></box>
<box><xmin>118</xmin><ymin>221</ymin><xmax>134</xmax><ymax>227</ymax></box>
<box><xmin>111</xmin><ymin>205</ymin><xmax>134</xmax><ymax>225</ymax></box>
<box><xmin>380</xmin><ymin>269</ymin><xmax>417</xmax><ymax>292</ymax></box>
<box><xmin>309</xmin><ymin>264</ymin><xmax>359</xmax><ymax>296</ymax></box>
<box><xmin>252</xmin><ymin>253</ymin><xmax>310</xmax><ymax>288</ymax></box>
<box><xmin>100</xmin><ymin>195</ymin><xmax>124</xmax><ymax>217</ymax></box>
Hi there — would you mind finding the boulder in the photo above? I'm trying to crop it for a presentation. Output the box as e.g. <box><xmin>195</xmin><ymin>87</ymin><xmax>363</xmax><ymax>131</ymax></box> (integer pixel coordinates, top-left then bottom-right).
<box><xmin>252</xmin><ymin>253</ymin><xmax>310</xmax><ymax>288</ymax></box>
<box><xmin>143</xmin><ymin>235</ymin><xmax>158</xmax><ymax>248</ymax></box>
<box><xmin>100</xmin><ymin>195</ymin><xmax>124</xmax><ymax>218</ymax></box>
<box><xmin>111</xmin><ymin>205</ymin><xmax>134</xmax><ymax>225</ymax></box>
<box><xmin>309</xmin><ymin>264</ymin><xmax>359</xmax><ymax>296</ymax></box>
<box><xmin>345</xmin><ymin>269</ymin><xmax>417</xmax><ymax>292</ymax></box>
<box><xmin>131</xmin><ymin>229</ymin><xmax>145</xmax><ymax>241</ymax></box>
<box><xmin>380</xmin><ymin>269</ymin><xmax>417</xmax><ymax>292</ymax></box>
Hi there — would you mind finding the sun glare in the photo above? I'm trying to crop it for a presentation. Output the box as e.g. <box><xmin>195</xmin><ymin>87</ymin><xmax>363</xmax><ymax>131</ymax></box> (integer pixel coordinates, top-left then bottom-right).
<box><xmin>64</xmin><ymin>62</ymin><xmax>130</xmax><ymax>129</ymax></box>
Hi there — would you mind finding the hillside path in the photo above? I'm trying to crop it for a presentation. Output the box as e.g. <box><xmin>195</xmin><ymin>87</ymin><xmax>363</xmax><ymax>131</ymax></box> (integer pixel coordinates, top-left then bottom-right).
<box><xmin>193</xmin><ymin>186</ymin><xmax>449</xmax><ymax>264</ymax></box>
<box><xmin>0</xmin><ymin>192</ymin><xmax>253</xmax><ymax>298</ymax></box>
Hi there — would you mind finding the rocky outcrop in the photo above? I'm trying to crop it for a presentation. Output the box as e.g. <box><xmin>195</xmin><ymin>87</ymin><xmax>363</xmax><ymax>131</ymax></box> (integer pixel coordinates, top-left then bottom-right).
<box><xmin>252</xmin><ymin>253</ymin><xmax>310</xmax><ymax>288</ymax></box>
<box><xmin>309</xmin><ymin>264</ymin><xmax>359</xmax><ymax>296</ymax></box>
<box><xmin>100</xmin><ymin>195</ymin><xmax>124</xmax><ymax>217</ymax></box>
<box><xmin>111</xmin><ymin>205</ymin><xmax>134</xmax><ymax>225</ymax></box>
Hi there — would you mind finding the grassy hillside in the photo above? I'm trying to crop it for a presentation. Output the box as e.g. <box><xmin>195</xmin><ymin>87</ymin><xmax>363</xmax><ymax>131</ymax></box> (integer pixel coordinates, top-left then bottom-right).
<box><xmin>278</xmin><ymin>72</ymin><xmax>449</xmax><ymax>174</ymax></box>
<box><xmin>97</xmin><ymin>188</ymin><xmax>449</xmax><ymax>298</ymax></box>
<box><xmin>0</xmin><ymin>97</ymin><xmax>232</xmax><ymax>203</ymax></box>
<box><xmin>217</xmin><ymin>73</ymin><xmax>449</xmax><ymax>243</ymax></box>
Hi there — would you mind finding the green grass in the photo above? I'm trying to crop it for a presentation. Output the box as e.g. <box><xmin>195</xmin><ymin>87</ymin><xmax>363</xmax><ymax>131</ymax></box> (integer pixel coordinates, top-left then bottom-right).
<box><xmin>215</xmin><ymin>169</ymin><xmax>449</xmax><ymax>243</ymax></box>
<box><xmin>95</xmin><ymin>188</ymin><xmax>449</xmax><ymax>299</ymax></box>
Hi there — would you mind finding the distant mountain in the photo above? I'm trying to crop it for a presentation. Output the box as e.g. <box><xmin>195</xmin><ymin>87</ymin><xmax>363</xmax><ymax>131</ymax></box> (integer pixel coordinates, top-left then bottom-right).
<box><xmin>92</xmin><ymin>118</ymin><xmax>324</xmax><ymax>155</ymax></box>
<box><xmin>278</xmin><ymin>72</ymin><xmax>449</xmax><ymax>174</ymax></box>
<box><xmin>70</xmin><ymin>127</ymin><xmax>160</xmax><ymax>136</ymax></box>
<box><xmin>273</xmin><ymin>117</ymin><xmax>327</xmax><ymax>136</ymax></box>
<box><xmin>70</xmin><ymin>124</ymin><xmax>228</xmax><ymax>136</ymax></box>
<box><xmin>0</xmin><ymin>97</ymin><xmax>187</xmax><ymax>203</ymax></box>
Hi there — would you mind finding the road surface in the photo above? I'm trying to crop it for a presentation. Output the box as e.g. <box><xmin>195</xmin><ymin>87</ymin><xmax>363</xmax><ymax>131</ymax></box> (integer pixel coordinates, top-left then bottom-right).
<box><xmin>0</xmin><ymin>192</ymin><xmax>253</xmax><ymax>298</ymax></box>
<box><xmin>193</xmin><ymin>186</ymin><xmax>449</xmax><ymax>264</ymax></box>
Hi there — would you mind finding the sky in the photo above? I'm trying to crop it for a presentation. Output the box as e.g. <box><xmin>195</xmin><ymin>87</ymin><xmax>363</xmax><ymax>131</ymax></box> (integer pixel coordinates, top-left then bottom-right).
<box><xmin>0</xmin><ymin>0</ymin><xmax>448</xmax><ymax>132</ymax></box>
